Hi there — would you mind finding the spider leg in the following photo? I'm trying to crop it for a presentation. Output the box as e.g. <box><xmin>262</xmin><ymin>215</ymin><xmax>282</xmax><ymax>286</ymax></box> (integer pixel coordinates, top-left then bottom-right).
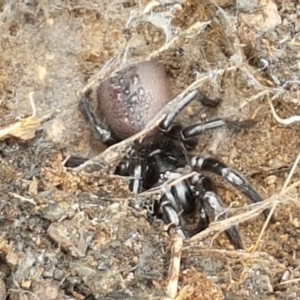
<box><xmin>190</xmin><ymin>156</ymin><xmax>271</xmax><ymax>220</ymax></box>
<box><xmin>145</xmin><ymin>170</ymin><xmax>197</xmax><ymax>238</ymax></box>
<box><xmin>159</xmin><ymin>90</ymin><xmax>197</xmax><ymax>132</ymax></box>
<box><xmin>191</xmin><ymin>174</ymin><xmax>244</xmax><ymax>249</ymax></box>
<box><xmin>159</xmin><ymin>171</ymin><xmax>196</xmax><ymax>214</ymax></box>
<box><xmin>79</xmin><ymin>94</ymin><xmax>119</xmax><ymax>145</ymax></box>
<box><xmin>181</xmin><ymin>118</ymin><xmax>255</xmax><ymax>140</ymax></box>
<box><xmin>63</xmin><ymin>95</ymin><xmax>121</xmax><ymax>168</ymax></box>
<box><xmin>159</xmin><ymin>89</ymin><xmax>221</xmax><ymax>132</ymax></box>
<box><xmin>159</xmin><ymin>191</ymin><xmax>190</xmax><ymax>239</ymax></box>
<box><xmin>129</xmin><ymin>162</ymin><xmax>142</xmax><ymax>193</ymax></box>
<box><xmin>63</xmin><ymin>156</ymin><xmax>89</xmax><ymax>168</ymax></box>
<box><xmin>115</xmin><ymin>150</ymin><xmax>143</xmax><ymax>193</ymax></box>
<box><xmin>161</xmin><ymin>203</ymin><xmax>188</xmax><ymax>238</ymax></box>
<box><xmin>159</xmin><ymin>89</ymin><xmax>254</xmax><ymax>150</ymax></box>
<box><xmin>203</xmin><ymin>191</ymin><xmax>244</xmax><ymax>249</ymax></box>
<box><xmin>138</xmin><ymin>186</ymin><xmax>190</xmax><ymax>239</ymax></box>
<box><xmin>191</xmin><ymin>174</ymin><xmax>212</xmax><ymax>231</ymax></box>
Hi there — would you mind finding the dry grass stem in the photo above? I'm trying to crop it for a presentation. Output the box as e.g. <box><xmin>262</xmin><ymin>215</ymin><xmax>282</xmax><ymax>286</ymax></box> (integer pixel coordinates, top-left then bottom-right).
<box><xmin>268</xmin><ymin>95</ymin><xmax>300</xmax><ymax>125</ymax></box>
<box><xmin>0</xmin><ymin>92</ymin><xmax>50</xmax><ymax>141</ymax></box>
<box><xmin>9</xmin><ymin>289</ymin><xmax>41</xmax><ymax>300</ymax></box>
<box><xmin>72</xmin><ymin>112</ymin><xmax>165</xmax><ymax>172</ymax></box>
<box><xmin>147</xmin><ymin>21</ymin><xmax>211</xmax><ymax>60</ymax></box>
<box><xmin>254</xmin><ymin>149</ymin><xmax>300</xmax><ymax>251</ymax></box>
<box><xmin>239</xmin><ymin>90</ymin><xmax>271</xmax><ymax>110</ymax></box>
<box><xmin>9</xmin><ymin>193</ymin><xmax>37</xmax><ymax>205</ymax></box>
<box><xmin>253</xmin><ymin>94</ymin><xmax>300</xmax><ymax>250</ymax></box>
<box><xmin>140</xmin><ymin>171</ymin><xmax>197</xmax><ymax>196</ymax></box>
<box><xmin>81</xmin><ymin>55</ymin><xmax>123</xmax><ymax>94</ymax></box>
<box><xmin>166</xmin><ymin>236</ymin><xmax>183</xmax><ymax>298</ymax></box>
<box><xmin>188</xmin><ymin>178</ymin><xmax>300</xmax><ymax>245</ymax></box>
<box><xmin>276</xmin><ymin>277</ymin><xmax>300</xmax><ymax>286</ymax></box>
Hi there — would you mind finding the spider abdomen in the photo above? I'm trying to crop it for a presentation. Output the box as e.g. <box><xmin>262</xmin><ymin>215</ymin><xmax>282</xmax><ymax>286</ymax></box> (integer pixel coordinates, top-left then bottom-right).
<box><xmin>96</xmin><ymin>60</ymin><xmax>173</xmax><ymax>140</ymax></box>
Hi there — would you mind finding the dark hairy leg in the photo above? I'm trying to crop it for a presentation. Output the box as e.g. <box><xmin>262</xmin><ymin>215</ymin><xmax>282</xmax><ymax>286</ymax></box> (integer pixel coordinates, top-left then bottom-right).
<box><xmin>115</xmin><ymin>150</ymin><xmax>143</xmax><ymax>193</ymax></box>
<box><xmin>191</xmin><ymin>174</ymin><xmax>244</xmax><ymax>249</ymax></box>
<box><xmin>79</xmin><ymin>95</ymin><xmax>118</xmax><ymax>145</ymax></box>
<box><xmin>136</xmin><ymin>187</ymin><xmax>190</xmax><ymax>239</ymax></box>
<box><xmin>64</xmin><ymin>95</ymin><xmax>120</xmax><ymax>168</ymax></box>
<box><xmin>190</xmin><ymin>156</ymin><xmax>271</xmax><ymax>220</ymax></box>
<box><xmin>158</xmin><ymin>190</ymin><xmax>190</xmax><ymax>239</ymax></box>
<box><xmin>159</xmin><ymin>89</ymin><xmax>222</xmax><ymax>132</ymax></box>
<box><xmin>181</xmin><ymin>118</ymin><xmax>255</xmax><ymax>140</ymax></box>
<box><xmin>159</xmin><ymin>89</ymin><xmax>254</xmax><ymax>150</ymax></box>
<box><xmin>64</xmin><ymin>155</ymin><xmax>89</xmax><ymax>168</ymax></box>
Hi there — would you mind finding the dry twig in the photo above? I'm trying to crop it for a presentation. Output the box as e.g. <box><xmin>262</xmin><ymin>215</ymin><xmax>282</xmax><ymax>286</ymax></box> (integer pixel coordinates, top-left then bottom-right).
<box><xmin>253</xmin><ymin>143</ymin><xmax>300</xmax><ymax>251</ymax></box>
<box><xmin>166</xmin><ymin>236</ymin><xmax>183</xmax><ymax>298</ymax></box>
<box><xmin>0</xmin><ymin>92</ymin><xmax>50</xmax><ymax>141</ymax></box>
<box><xmin>267</xmin><ymin>95</ymin><xmax>300</xmax><ymax>125</ymax></box>
<box><xmin>9</xmin><ymin>193</ymin><xmax>37</xmax><ymax>205</ymax></box>
<box><xmin>187</xmin><ymin>179</ymin><xmax>300</xmax><ymax>245</ymax></box>
<box><xmin>252</xmin><ymin>95</ymin><xmax>300</xmax><ymax>250</ymax></box>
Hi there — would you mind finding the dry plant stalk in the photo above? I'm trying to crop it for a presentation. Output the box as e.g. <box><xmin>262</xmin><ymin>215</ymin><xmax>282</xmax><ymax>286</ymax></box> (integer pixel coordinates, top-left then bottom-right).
<box><xmin>267</xmin><ymin>95</ymin><xmax>300</xmax><ymax>125</ymax></box>
<box><xmin>252</xmin><ymin>96</ymin><xmax>300</xmax><ymax>250</ymax></box>
<box><xmin>140</xmin><ymin>170</ymin><xmax>197</xmax><ymax>196</ymax></box>
<box><xmin>0</xmin><ymin>92</ymin><xmax>50</xmax><ymax>141</ymax></box>
<box><xmin>188</xmin><ymin>178</ymin><xmax>300</xmax><ymax>244</ymax></box>
<box><xmin>166</xmin><ymin>236</ymin><xmax>183</xmax><ymax>298</ymax></box>
<box><xmin>146</xmin><ymin>21</ymin><xmax>211</xmax><ymax>61</ymax></box>
<box><xmin>276</xmin><ymin>277</ymin><xmax>300</xmax><ymax>287</ymax></box>
<box><xmin>253</xmin><ymin>152</ymin><xmax>300</xmax><ymax>251</ymax></box>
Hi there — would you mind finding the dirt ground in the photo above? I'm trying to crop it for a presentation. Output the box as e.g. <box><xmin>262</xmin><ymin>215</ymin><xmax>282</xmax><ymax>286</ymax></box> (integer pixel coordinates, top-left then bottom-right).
<box><xmin>1</xmin><ymin>0</ymin><xmax>300</xmax><ymax>299</ymax></box>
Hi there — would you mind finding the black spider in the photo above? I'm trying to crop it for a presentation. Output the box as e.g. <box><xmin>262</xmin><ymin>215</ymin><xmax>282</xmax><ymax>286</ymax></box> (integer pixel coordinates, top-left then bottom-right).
<box><xmin>68</xmin><ymin>60</ymin><xmax>269</xmax><ymax>249</ymax></box>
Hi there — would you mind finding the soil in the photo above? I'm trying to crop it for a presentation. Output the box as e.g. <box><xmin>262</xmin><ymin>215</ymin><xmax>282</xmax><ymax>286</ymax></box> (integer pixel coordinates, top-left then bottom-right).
<box><xmin>0</xmin><ymin>0</ymin><xmax>300</xmax><ymax>299</ymax></box>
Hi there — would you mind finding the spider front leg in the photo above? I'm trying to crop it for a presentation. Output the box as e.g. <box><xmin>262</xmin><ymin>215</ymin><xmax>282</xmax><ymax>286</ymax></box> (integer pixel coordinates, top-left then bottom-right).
<box><xmin>159</xmin><ymin>89</ymin><xmax>254</xmax><ymax>149</ymax></box>
<box><xmin>159</xmin><ymin>193</ymin><xmax>190</xmax><ymax>239</ymax></box>
<box><xmin>190</xmin><ymin>156</ymin><xmax>271</xmax><ymax>220</ymax></box>
<box><xmin>181</xmin><ymin>118</ymin><xmax>254</xmax><ymax>141</ymax></box>
<box><xmin>135</xmin><ymin>188</ymin><xmax>190</xmax><ymax>239</ymax></box>
<box><xmin>191</xmin><ymin>174</ymin><xmax>244</xmax><ymax>249</ymax></box>
<box><xmin>159</xmin><ymin>89</ymin><xmax>222</xmax><ymax>133</ymax></box>
<box><xmin>79</xmin><ymin>94</ymin><xmax>119</xmax><ymax>146</ymax></box>
<box><xmin>144</xmin><ymin>171</ymin><xmax>196</xmax><ymax>239</ymax></box>
<box><xmin>115</xmin><ymin>150</ymin><xmax>143</xmax><ymax>194</ymax></box>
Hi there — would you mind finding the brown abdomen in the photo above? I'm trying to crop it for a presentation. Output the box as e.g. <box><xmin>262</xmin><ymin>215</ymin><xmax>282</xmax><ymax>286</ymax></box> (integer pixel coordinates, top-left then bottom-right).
<box><xmin>96</xmin><ymin>60</ymin><xmax>173</xmax><ymax>140</ymax></box>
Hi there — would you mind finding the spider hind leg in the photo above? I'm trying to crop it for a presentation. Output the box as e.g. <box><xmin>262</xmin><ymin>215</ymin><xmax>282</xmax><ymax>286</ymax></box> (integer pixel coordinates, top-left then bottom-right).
<box><xmin>190</xmin><ymin>156</ymin><xmax>271</xmax><ymax>220</ymax></box>
<box><xmin>191</xmin><ymin>174</ymin><xmax>244</xmax><ymax>249</ymax></box>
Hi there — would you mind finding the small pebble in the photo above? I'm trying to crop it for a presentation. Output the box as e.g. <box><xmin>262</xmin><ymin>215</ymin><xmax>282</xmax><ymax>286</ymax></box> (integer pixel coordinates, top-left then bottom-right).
<box><xmin>264</xmin><ymin>175</ymin><xmax>277</xmax><ymax>185</ymax></box>
<box><xmin>53</xmin><ymin>269</ymin><xmax>65</xmax><ymax>281</ymax></box>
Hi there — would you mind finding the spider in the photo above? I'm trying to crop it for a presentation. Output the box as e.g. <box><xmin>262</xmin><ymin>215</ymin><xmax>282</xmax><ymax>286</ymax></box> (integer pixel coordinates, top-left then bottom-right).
<box><xmin>70</xmin><ymin>59</ymin><xmax>269</xmax><ymax>249</ymax></box>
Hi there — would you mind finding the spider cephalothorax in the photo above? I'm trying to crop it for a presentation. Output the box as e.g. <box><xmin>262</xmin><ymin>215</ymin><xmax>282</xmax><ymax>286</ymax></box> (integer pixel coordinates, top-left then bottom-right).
<box><xmin>73</xmin><ymin>59</ymin><xmax>269</xmax><ymax>249</ymax></box>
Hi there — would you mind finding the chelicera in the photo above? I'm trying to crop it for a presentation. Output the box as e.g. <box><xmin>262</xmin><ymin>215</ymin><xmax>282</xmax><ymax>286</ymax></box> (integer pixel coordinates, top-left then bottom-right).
<box><xmin>73</xmin><ymin>60</ymin><xmax>269</xmax><ymax>249</ymax></box>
